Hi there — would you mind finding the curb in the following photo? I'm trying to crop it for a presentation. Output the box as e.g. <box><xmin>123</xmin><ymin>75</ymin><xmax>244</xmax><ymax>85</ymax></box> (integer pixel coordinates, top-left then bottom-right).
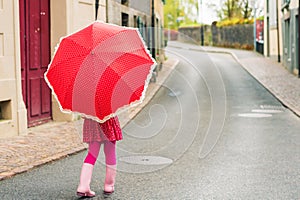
<box><xmin>168</xmin><ymin>43</ymin><xmax>300</xmax><ymax>117</ymax></box>
<box><xmin>0</xmin><ymin>146</ymin><xmax>85</xmax><ymax>181</ymax></box>
<box><xmin>204</xmin><ymin>49</ymin><xmax>300</xmax><ymax>118</ymax></box>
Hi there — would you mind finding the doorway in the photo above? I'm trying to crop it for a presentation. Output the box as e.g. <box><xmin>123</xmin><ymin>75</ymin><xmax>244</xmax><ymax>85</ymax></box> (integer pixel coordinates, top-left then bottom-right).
<box><xmin>19</xmin><ymin>0</ymin><xmax>51</xmax><ymax>127</ymax></box>
<box><xmin>284</xmin><ymin>18</ymin><xmax>291</xmax><ymax>69</ymax></box>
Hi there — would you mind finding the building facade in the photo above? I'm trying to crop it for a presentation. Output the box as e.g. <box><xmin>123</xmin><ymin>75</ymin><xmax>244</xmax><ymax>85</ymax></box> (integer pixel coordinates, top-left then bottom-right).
<box><xmin>106</xmin><ymin>0</ymin><xmax>165</xmax><ymax>81</ymax></box>
<box><xmin>106</xmin><ymin>0</ymin><xmax>165</xmax><ymax>59</ymax></box>
<box><xmin>153</xmin><ymin>0</ymin><xmax>165</xmax><ymax>61</ymax></box>
<box><xmin>0</xmin><ymin>0</ymin><xmax>27</xmax><ymax>137</ymax></box>
<box><xmin>281</xmin><ymin>0</ymin><xmax>299</xmax><ymax>75</ymax></box>
<box><xmin>0</xmin><ymin>0</ymin><xmax>164</xmax><ymax>138</ymax></box>
<box><xmin>0</xmin><ymin>0</ymin><xmax>102</xmax><ymax>138</ymax></box>
<box><xmin>264</xmin><ymin>0</ymin><xmax>299</xmax><ymax>76</ymax></box>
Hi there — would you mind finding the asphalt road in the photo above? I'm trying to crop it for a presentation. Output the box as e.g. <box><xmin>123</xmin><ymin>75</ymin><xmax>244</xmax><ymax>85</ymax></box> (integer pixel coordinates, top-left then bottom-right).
<box><xmin>0</xmin><ymin>44</ymin><xmax>299</xmax><ymax>200</ymax></box>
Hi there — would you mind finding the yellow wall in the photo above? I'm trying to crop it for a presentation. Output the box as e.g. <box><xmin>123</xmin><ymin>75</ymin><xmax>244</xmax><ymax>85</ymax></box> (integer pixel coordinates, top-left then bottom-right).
<box><xmin>0</xmin><ymin>0</ymin><xmax>27</xmax><ymax>138</ymax></box>
<box><xmin>155</xmin><ymin>0</ymin><xmax>164</xmax><ymax>26</ymax></box>
<box><xmin>264</xmin><ymin>0</ymin><xmax>283</xmax><ymax>61</ymax></box>
<box><xmin>50</xmin><ymin>0</ymin><xmax>100</xmax><ymax>122</ymax></box>
<box><xmin>0</xmin><ymin>0</ymin><xmax>164</xmax><ymax>137</ymax></box>
<box><xmin>0</xmin><ymin>0</ymin><xmax>103</xmax><ymax>138</ymax></box>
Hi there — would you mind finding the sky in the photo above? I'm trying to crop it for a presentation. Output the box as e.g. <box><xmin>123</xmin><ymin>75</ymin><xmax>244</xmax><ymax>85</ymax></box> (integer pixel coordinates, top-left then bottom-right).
<box><xmin>197</xmin><ymin>0</ymin><xmax>265</xmax><ymax>25</ymax></box>
<box><xmin>199</xmin><ymin>0</ymin><xmax>219</xmax><ymax>24</ymax></box>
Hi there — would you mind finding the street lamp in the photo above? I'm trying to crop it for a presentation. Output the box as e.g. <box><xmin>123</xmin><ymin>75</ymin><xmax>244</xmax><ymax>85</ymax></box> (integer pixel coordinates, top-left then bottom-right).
<box><xmin>276</xmin><ymin>0</ymin><xmax>281</xmax><ymax>62</ymax></box>
<box><xmin>168</xmin><ymin>22</ymin><xmax>173</xmax><ymax>41</ymax></box>
<box><xmin>95</xmin><ymin>0</ymin><xmax>99</xmax><ymax>20</ymax></box>
<box><xmin>167</xmin><ymin>14</ymin><xmax>173</xmax><ymax>41</ymax></box>
<box><xmin>198</xmin><ymin>0</ymin><xmax>204</xmax><ymax>45</ymax></box>
<box><xmin>250</xmin><ymin>0</ymin><xmax>257</xmax><ymax>51</ymax></box>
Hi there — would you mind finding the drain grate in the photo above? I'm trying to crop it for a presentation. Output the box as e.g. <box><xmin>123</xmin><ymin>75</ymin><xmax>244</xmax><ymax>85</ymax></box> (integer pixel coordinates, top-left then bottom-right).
<box><xmin>119</xmin><ymin>155</ymin><xmax>173</xmax><ymax>166</ymax></box>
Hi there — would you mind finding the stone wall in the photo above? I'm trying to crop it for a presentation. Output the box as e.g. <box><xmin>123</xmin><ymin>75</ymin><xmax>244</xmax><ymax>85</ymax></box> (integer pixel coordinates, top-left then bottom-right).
<box><xmin>178</xmin><ymin>25</ymin><xmax>211</xmax><ymax>45</ymax></box>
<box><xmin>211</xmin><ymin>24</ymin><xmax>254</xmax><ymax>50</ymax></box>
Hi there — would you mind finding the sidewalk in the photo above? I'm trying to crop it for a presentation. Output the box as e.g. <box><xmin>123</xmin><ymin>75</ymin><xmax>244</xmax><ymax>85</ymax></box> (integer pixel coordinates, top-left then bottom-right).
<box><xmin>202</xmin><ymin>46</ymin><xmax>300</xmax><ymax>117</ymax></box>
<box><xmin>0</xmin><ymin>58</ymin><xmax>179</xmax><ymax>181</ymax></box>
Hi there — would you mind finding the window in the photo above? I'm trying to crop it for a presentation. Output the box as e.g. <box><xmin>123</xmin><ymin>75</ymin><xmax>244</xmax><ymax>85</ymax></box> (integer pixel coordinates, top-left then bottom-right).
<box><xmin>0</xmin><ymin>100</ymin><xmax>12</xmax><ymax>120</ymax></box>
<box><xmin>133</xmin><ymin>15</ymin><xmax>137</xmax><ymax>28</ymax></box>
<box><xmin>281</xmin><ymin>0</ymin><xmax>290</xmax><ymax>10</ymax></box>
<box><xmin>283</xmin><ymin>0</ymin><xmax>290</xmax><ymax>4</ymax></box>
<box><xmin>122</xmin><ymin>13</ymin><xmax>129</xmax><ymax>27</ymax></box>
<box><xmin>121</xmin><ymin>0</ymin><xmax>129</xmax><ymax>6</ymax></box>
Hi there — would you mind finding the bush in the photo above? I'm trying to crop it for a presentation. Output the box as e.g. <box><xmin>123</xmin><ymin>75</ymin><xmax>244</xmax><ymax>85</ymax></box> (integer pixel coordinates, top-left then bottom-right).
<box><xmin>217</xmin><ymin>18</ymin><xmax>254</xmax><ymax>27</ymax></box>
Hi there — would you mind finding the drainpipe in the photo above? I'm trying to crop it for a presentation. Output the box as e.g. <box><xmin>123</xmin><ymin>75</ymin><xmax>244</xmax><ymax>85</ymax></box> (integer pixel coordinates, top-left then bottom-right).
<box><xmin>254</xmin><ymin>7</ymin><xmax>257</xmax><ymax>52</ymax></box>
<box><xmin>276</xmin><ymin>0</ymin><xmax>281</xmax><ymax>62</ymax></box>
<box><xmin>95</xmin><ymin>0</ymin><xmax>99</xmax><ymax>20</ymax></box>
<box><xmin>266</xmin><ymin>0</ymin><xmax>270</xmax><ymax>57</ymax></box>
<box><xmin>106</xmin><ymin>0</ymin><xmax>109</xmax><ymax>23</ymax></box>
<box><xmin>151</xmin><ymin>0</ymin><xmax>156</xmax><ymax>60</ymax></box>
<box><xmin>299</xmin><ymin>0</ymin><xmax>300</xmax><ymax>77</ymax></box>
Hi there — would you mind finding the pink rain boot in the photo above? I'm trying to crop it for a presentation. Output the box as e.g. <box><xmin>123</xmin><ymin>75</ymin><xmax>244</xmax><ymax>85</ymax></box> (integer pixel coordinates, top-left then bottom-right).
<box><xmin>76</xmin><ymin>163</ymin><xmax>96</xmax><ymax>197</ymax></box>
<box><xmin>103</xmin><ymin>164</ymin><xmax>116</xmax><ymax>195</ymax></box>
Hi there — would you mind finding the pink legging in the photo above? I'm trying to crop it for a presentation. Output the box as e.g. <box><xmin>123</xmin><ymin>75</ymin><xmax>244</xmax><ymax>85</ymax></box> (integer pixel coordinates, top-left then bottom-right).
<box><xmin>84</xmin><ymin>141</ymin><xmax>116</xmax><ymax>165</ymax></box>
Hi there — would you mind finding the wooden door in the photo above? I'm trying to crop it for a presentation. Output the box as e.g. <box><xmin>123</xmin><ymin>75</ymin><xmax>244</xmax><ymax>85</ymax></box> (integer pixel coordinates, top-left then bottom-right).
<box><xmin>19</xmin><ymin>0</ymin><xmax>51</xmax><ymax>127</ymax></box>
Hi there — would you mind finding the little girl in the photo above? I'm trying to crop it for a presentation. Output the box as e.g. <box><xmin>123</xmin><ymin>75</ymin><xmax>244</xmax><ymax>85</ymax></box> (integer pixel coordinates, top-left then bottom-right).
<box><xmin>76</xmin><ymin>117</ymin><xmax>122</xmax><ymax>197</ymax></box>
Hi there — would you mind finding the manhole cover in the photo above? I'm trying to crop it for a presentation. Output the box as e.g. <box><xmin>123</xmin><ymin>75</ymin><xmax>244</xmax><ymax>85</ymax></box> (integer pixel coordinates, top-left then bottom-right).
<box><xmin>252</xmin><ymin>109</ymin><xmax>283</xmax><ymax>114</ymax></box>
<box><xmin>238</xmin><ymin>113</ymin><xmax>272</xmax><ymax>118</ymax></box>
<box><xmin>119</xmin><ymin>155</ymin><xmax>173</xmax><ymax>165</ymax></box>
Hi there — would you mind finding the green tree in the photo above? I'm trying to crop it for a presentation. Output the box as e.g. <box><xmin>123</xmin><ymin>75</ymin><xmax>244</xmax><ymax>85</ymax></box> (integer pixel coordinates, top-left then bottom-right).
<box><xmin>182</xmin><ymin>0</ymin><xmax>199</xmax><ymax>23</ymax></box>
<box><xmin>241</xmin><ymin>0</ymin><xmax>253</xmax><ymax>19</ymax></box>
<box><xmin>208</xmin><ymin>0</ymin><xmax>253</xmax><ymax>21</ymax></box>
<box><xmin>164</xmin><ymin>0</ymin><xmax>184</xmax><ymax>30</ymax></box>
<box><xmin>222</xmin><ymin>0</ymin><xmax>242</xmax><ymax>19</ymax></box>
<box><xmin>164</xmin><ymin>0</ymin><xmax>201</xmax><ymax>29</ymax></box>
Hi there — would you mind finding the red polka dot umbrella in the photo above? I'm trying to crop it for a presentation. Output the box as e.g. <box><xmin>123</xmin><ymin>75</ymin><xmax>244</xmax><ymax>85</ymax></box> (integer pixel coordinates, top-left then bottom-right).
<box><xmin>45</xmin><ymin>21</ymin><xmax>156</xmax><ymax>123</ymax></box>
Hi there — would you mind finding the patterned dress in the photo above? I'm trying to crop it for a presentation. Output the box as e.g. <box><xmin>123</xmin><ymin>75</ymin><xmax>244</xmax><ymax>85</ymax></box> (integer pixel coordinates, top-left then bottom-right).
<box><xmin>83</xmin><ymin>117</ymin><xmax>123</xmax><ymax>143</ymax></box>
